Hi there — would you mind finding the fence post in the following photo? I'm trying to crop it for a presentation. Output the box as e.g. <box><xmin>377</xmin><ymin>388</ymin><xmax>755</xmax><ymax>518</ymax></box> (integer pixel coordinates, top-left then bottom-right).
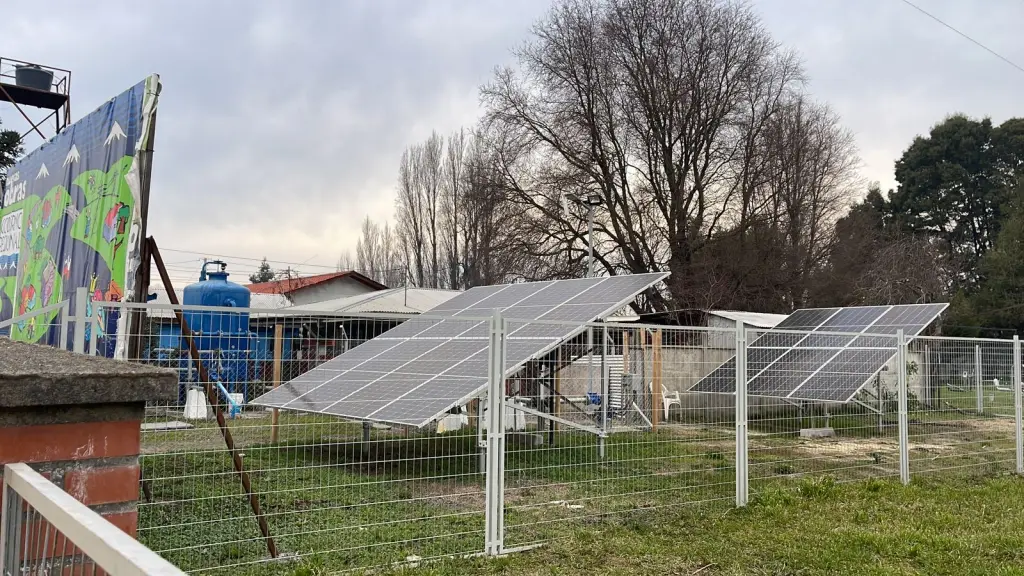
<box><xmin>1014</xmin><ymin>335</ymin><xmax>1022</xmax><ymax>475</ymax></box>
<box><xmin>115</xmin><ymin>298</ymin><xmax>129</xmax><ymax>360</ymax></box>
<box><xmin>652</xmin><ymin>329</ymin><xmax>663</xmax><ymax>428</ymax></box>
<box><xmin>484</xmin><ymin>310</ymin><xmax>506</xmax><ymax>557</ymax></box>
<box><xmin>88</xmin><ymin>302</ymin><xmax>101</xmax><ymax>356</ymax></box>
<box><xmin>600</xmin><ymin>325</ymin><xmax>610</xmax><ymax>459</ymax></box>
<box><xmin>72</xmin><ymin>287</ymin><xmax>88</xmax><ymax>354</ymax></box>
<box><xmin>897</xmin><ymin>329</ymin><xmax>910</xmax><ymax>485</ymax></box>
<box><xmin>735</xmin><ymin>320</ymin><xmax>748</xmax><ymax>507</ymax></box>
<box><xmin>975</xmin><ymin>345</ymin><xmax>984</xmax><ymax>416</ymax></box>
<box><xmin>924</xmin><ymin>344</ymin><xmax>931</xmax><ymax>407</ymax></box>
<box><xmin>270</xmin><ymin>324</ymin><xmax>283</xmax><ymax>444</ymax></box>
<box><xmin>58</xmin><ymin>300</ymin><xmax>69</xmax><ymax>351</ymax></box>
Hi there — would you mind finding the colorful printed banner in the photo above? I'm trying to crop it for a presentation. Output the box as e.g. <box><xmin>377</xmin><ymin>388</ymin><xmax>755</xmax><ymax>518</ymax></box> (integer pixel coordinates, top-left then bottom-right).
<box><xmin>0</xmin><ymin>75</ymin><xmax>160</xmax><ymax>347</ymax></box>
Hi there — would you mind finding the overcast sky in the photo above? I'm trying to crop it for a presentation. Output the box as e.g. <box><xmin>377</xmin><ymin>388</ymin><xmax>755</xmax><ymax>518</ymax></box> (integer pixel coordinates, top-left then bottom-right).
<box><xmin>2</xmin><ymin>0</ymin><xmax>1022</xmax><ymax>284</ymax></box>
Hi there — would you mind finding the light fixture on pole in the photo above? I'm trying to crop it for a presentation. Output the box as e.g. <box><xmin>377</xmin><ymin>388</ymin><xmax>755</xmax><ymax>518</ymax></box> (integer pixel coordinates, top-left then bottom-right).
<box><xmin>565</xmin><ymin>193</ymin><xmax>604</xmax><ymax>278</ymax></box>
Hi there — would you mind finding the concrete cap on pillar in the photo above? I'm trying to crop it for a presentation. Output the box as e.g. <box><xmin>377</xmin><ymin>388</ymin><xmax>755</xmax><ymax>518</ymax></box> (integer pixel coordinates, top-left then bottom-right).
<box><xmin>0</xmin><ymin>339</ymin><xmax>177</xmax><ymax>409</ymax></box>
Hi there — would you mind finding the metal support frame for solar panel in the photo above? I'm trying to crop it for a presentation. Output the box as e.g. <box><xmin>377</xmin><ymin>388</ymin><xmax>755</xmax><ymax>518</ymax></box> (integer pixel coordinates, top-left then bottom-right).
<box><xmin>252</xmin><ymin>273</ymin><xmax>668</xmax><ymax>432</ymax></box>
<box><xmin>691</xmin><ymin>303</ymin><xmax>948</xmax><ymax>403</ymax></box>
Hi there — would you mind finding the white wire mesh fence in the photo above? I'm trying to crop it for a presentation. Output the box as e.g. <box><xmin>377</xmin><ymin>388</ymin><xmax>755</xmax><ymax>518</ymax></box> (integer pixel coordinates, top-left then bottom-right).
<box><xmin>744</xmin><ymin>328</ymin><xmax>904</xmax><ymax>492</ymax></box>
<box><xmin>98</xmin><ymin>303</ymin><xmax>492</xmax><ymax>574</ymax></box>
<box><xmin>15</xmin><ymin>300</ymin><xmax>1023</xmax><ymax>574</ymax></box>
<box><xmin>906</xmin><ymin>336</ymin><xmax>1020</xmax><ymax>478</ymax></box>
<box><xmin>499</xmin><ymin>320</ymin><xmax>737</xmax><ymax>551</ymax></box>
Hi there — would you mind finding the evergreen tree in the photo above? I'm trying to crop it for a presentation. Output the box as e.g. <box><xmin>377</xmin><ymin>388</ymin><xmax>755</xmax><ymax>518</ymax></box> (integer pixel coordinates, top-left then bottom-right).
<box><xmin>249</xmin><ymin>258</ymin><xmax>275</xmax><ymax>283</ymax></box>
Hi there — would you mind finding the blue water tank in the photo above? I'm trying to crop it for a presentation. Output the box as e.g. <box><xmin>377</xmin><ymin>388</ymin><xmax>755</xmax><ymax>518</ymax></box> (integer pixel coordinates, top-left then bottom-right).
<box><xmin>182</xmin><ymin>260</ymin><xmax>251</xmax><ymax>352</ymax></box>
<box><xmin>179</xmin><ymin>261</ymin><xmax>253</xmax><ymax>402</ymax></box>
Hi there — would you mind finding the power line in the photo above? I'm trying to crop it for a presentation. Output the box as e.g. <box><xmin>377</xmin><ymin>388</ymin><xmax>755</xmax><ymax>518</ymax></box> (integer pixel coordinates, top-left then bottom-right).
<box><xmin>897</xmin><ymin>0</ymin><xmax>1024</xmax><ymax>76</ymax></box>
<box><xmin>160</xmin><ymin>247</ymin><xmax>342</xmax><ymax>271</ymax></box>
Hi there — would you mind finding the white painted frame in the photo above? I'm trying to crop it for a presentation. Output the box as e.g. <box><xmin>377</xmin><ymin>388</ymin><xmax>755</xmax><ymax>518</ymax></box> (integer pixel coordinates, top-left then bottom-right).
<box><xmin>0</xmin><ymin>463</ymin><xmax>185</xmax><ymax>575</ymax></box>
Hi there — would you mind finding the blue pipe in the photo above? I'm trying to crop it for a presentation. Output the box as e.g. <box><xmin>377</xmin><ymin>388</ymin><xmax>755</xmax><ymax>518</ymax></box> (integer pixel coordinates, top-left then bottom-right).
<box><xmin>215</xmin><ymin>380</ymin><xmax>242</xmax><ymax>418</ymax></box>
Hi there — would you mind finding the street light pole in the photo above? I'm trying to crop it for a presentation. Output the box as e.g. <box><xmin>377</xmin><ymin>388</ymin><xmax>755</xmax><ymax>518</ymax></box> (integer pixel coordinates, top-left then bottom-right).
<box><xmin>565</xmin><ymin>192</ymin><xmax>604</xmax><ymax>408</ymax></box>
<box><xmin>587</xmin><ymin>203</ymin><xmax>595</xmax><ymax>278</ymax></box>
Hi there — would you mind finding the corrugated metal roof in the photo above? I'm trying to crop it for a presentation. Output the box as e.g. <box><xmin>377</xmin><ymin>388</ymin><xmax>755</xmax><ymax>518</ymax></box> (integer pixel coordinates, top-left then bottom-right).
<box><xmin>285</xmin><ymin>287</ymin><xmax>461</xmax><ymax>315</ymax></box>
<box><xmin>709</xmin><ymin>310</ymin><xmax>788</xmax><ymax>328</ymax></box>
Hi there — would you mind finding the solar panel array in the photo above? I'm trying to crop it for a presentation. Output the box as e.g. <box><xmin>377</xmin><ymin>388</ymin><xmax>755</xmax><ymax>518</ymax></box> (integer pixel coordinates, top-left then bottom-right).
<box><xmin>691</xmin><ymin>303</ymin><xmax>948</xmax><ymax>402</ymax></box>
<box><xmin>253</xmin><ymin>273</ymin><xmax>668</xmax><ymax>427</ymax></box>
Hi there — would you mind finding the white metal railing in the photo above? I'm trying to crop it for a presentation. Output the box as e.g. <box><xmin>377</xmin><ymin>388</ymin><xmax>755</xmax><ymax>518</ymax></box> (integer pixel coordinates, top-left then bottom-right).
<box><xmin>0</xmin><ymin>463</ymin><xmax>185</xmax><ymax>575</ymax></box>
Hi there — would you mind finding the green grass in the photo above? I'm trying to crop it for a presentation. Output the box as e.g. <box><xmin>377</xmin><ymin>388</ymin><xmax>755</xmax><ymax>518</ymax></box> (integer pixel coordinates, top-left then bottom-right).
<box><xmin>387</xmin><ymin>475</ymin><xmax>1024</xmax><ymax>576</ymax></box>
<box><xmin>136</xmin><ymin>408</ymin><xmax>1021</xmax><ymax>575</ymax></box>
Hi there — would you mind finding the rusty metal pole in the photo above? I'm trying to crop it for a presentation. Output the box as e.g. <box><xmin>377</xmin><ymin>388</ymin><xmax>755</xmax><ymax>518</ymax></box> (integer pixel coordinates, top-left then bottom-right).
<box><xmin>148</xmin><ymin>237</ymin><xmax>278</xmax><ymax>558</ymax></box>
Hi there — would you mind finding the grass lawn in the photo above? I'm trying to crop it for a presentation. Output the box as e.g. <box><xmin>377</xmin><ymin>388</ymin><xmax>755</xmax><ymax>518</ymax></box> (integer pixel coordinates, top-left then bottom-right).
<box><xmin>390</xmin><ymin>474</ymin><xmax>1024</xmax><ymax>576</ymax></box>
<box><xmin>136</xmin><ymin>407</ymin><xmax>1021</xmax><ymax>575</ymax></box>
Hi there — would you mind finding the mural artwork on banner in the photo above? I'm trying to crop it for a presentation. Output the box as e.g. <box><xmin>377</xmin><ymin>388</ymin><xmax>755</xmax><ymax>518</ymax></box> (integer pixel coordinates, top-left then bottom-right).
<box><xmin>0</xmin><ymin>74</ymin><xmax>160</xmax><ymax>350</ymax></box>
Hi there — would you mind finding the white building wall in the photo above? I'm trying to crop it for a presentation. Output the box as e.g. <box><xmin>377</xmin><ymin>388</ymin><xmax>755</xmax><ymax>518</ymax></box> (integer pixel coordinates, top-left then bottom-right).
<box><xmin>286</xmin><ymin>278</ymin><xmax>379</xmax><ymax>306</ymax></box>
<box><xmin>556</xmin><ymin>344</ymin><xmax>920</xmax><ymax>418</ymax></box>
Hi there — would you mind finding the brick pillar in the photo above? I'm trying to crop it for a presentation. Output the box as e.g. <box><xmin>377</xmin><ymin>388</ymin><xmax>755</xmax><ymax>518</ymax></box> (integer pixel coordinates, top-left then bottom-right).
<box><xmin>0</xmin><ymin>339</ymin><xmax>177</xmax><ymax>537</ymax></box>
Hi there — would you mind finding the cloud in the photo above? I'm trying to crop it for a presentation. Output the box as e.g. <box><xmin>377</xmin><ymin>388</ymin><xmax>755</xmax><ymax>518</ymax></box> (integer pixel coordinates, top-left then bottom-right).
<box><xmin>1</xmin><ymin>0</ymin><xmax>1022</xmax><ymax>276</ymax></box>
<box><xmin>755</xmin><ymin>0</ymin><xmax>1024</xmax><ymax>192</ymax></box>
<box><xmin>0</xmin><ymin>0</ymin><xmax>547</xmax><ymax>272</ymax></box>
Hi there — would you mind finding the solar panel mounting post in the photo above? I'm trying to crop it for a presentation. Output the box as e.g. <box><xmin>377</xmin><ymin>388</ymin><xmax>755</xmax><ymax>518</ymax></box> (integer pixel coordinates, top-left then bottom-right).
<box><xmin>897</xmin><ymin>329</ymin><xmax>910</xmax><ymax>486</ymax></box>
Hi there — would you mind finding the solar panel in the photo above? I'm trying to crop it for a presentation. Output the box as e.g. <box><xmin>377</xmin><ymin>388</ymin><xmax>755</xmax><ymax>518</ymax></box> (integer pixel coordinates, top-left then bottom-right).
<box><xmin>253</xmin><ymin>273</ymin><xmax>668</xmax><ymax>427</ymax></box>
<box><xmin>691</xmin><ymin>303</ymin><xmax>948</xmax><ymax>402</ymax></box>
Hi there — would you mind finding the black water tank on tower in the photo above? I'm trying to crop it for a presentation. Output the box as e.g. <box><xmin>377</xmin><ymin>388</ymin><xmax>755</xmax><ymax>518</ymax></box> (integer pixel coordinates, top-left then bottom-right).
<box><xmin>14</xmin><ymin>65</ymin><xmax>53</xmax><ymax>91</ymax></box>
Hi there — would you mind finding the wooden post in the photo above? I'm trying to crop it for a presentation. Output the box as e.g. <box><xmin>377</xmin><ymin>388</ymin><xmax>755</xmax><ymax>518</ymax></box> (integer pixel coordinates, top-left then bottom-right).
<box><xmin>652</xmin><ymin>329</ymin><xmax>663</xmax><ymax>429</ymax></box>
<box><xmin>271</xmin><ymin>324</ymin><xmax>283</xmax><ymax>444</ymax></box>
<box><xmin>468</xmin><ymin>398</ymin><xmax>480</xmax><ymax>429</ymax></box>
<box><xmin>148</xmin><ymin>237</ymin><xmax>277</xmax><ymax>558</ymax></box>
<box><xmin>640</xmin><ymin>330</ymin><xmax>649</xmax><ymax>420</ymax></box>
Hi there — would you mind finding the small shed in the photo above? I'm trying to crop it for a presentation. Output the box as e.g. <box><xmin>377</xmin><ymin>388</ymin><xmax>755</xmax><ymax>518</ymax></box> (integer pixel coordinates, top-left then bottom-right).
<box><xmin>245</xmin><ymin>271</ymin><xmax>387</xmax><ymax>306</ymax></box>
<box><xmin>606</xmin><ymin>309</ymin><xmax>788</xmax><ymax>348</ymax></box>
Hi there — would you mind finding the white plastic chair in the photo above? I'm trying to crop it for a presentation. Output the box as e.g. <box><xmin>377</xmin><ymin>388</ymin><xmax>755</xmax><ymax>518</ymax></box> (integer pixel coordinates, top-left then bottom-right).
<box><xmin>662</xmin><ymin>390</ymin><xmax>681</xmax><ymax>421</ymax></box>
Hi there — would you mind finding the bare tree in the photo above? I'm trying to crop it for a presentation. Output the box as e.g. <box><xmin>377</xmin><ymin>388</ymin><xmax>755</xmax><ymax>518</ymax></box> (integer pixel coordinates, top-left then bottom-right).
<box><xmin>442</xmin><ymin>129</ymin><xmax>468</xmax><ymax>288</ymax></box>
<box><xmin>459</xmin><ymin>137</ymin><xmax>531</xmax><ymax>286</ymax></box>
<box><xmin>855</xmin><ymin>234</ymin><xmax>950</xmax><ymax>304</ymax></box>
<box><xmin>478</xmin><ymin>0</ymin><xmax>856</xmax><ymax>311</ymax></box>
<box><xmin>419</xmin><ymin>132</ymin><xmax>444</xmax><ymax>288</ymax></box>
<box><xmin>355</xmin><ymin>217</ymin><xmax>409</xmax><ymax>287</ymax></box>
<box><xmin>355</xmin><ymin>216</ymin><xmax>381</xmax><ymax>278</ymax></box>
<box><xmin>396</xmin><ymin>148</ymin><xmax>426</xmax><ymax>287</ymax></box>
<box><xmin>756</xmin><ymin>96</ymin><xmax>859</xmax><ymax>308</ymax></box>
<box><xmin>336</xmin><ymin>249</ymin><xmax>356</xmax><ymax>272</ymax></box>
<box><xmin>815</xmin><ymin>190</ymin><xmax>951</xmax><ymax>307</ymax></box>
<box><xmin>378</xmin><ymin>222</ymin><xmax>408</xmax><ymax>288</ymax></box>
